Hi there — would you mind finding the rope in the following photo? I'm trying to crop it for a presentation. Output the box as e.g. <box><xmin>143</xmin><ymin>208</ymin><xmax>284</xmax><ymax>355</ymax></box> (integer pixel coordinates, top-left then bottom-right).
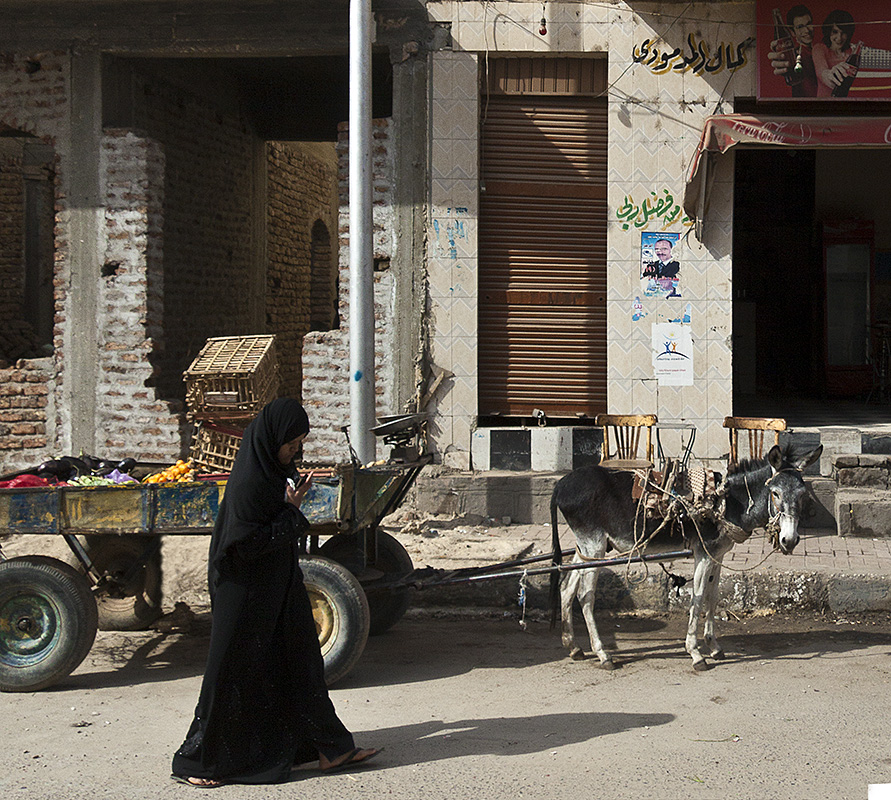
<box><xmin>567</xmin><ymin>465</ymin><xmax>787</xmax><ymax>592</ymax></box>
<box><xmin>631</xmin><ymin>467</ymin><xmax>780</xmax><ymax>575</ymax></box>
<box><xmin>517</xmin><ymin>569</ymin><xmax>528</xmax><ymax>630</ymax></box>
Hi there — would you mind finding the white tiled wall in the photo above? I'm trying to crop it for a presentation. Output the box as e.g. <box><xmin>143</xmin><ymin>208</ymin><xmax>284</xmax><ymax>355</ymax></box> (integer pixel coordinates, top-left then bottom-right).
<box><xmin>429</xmin><ymin>50</ymin><xmax>480</xmax><ymax>469</ymax></box>
<box><xmin>426</xmin><ymin>2</ymin><xmax>756</xmax><ymax>466</ymax></box>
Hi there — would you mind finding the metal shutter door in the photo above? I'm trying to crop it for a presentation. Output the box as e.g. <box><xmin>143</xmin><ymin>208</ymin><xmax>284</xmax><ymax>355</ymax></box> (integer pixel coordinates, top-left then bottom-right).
<box><xmin>479</xmin><ymin>89</ymin><xmax>607</xmax><ymax>418</ymax></box>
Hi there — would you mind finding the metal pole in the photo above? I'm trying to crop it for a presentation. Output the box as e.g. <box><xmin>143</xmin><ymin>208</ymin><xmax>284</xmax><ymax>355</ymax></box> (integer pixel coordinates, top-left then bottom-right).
<box><xmin>349</xmin><ymin>0</ymin><xmax>376</xmax><ymax>464</ymax></box>
<box><xmin>394</xmin><ymin>550</ymin><xmax>694</xmax><ymax>590</ymax></box>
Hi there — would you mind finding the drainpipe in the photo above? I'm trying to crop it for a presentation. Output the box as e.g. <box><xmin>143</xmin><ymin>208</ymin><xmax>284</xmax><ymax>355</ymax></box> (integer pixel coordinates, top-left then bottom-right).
<box><xmin>349</xmin><ymin>0</ymin><xmax>376</xmax><ymax>464</ymax></box>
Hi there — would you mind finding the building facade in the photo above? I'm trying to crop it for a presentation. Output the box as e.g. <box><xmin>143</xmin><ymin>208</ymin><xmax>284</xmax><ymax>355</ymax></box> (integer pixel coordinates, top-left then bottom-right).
<box><xmin>1</xmin><ymin>1</ymin><xmax>889</xmax><ymax>474</ymax></box>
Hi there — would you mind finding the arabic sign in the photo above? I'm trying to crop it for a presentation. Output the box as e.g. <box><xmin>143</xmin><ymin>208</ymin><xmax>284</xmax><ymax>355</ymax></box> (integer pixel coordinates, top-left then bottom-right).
<box><xmin>652</xmin><ymin>323</ymin><xmax>693</xmax><ymax>386</ymax></box>
<box><xmin>633</xmin><ymin>32</ymin><xmax>750</xmax><ymax>76</ymax></box>
<box><xmin>757</xmin><ymin>1</ymin><xmax>891</xmax><ymax>100</ymax></box>
<box><xmin>617</xmin><ymin>189</ymin><xmax>693</xmax><ymax>231</ymax></box>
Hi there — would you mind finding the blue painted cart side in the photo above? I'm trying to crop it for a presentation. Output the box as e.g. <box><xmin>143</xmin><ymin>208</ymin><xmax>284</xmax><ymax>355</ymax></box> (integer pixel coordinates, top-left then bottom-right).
<box><xmin>0</xmin><ymin>478</ymin><xmax>342</xmax><ymax>537</ymax></box>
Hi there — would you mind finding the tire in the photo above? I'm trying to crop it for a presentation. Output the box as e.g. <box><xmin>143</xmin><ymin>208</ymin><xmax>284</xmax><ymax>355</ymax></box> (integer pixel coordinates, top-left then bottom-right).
<box><xmin>300</xmin><ymin>556</ymin><xmax>370</xmax><ymax>686</ymax></box>
<box><xmin>69</xmin><ymin>535</ymin><xmax>163</xmax><ymax>631</ymax></box>
<box><xmin>0</xmin><ymin>556</ymin><xmax>99</xmax><ymax>692</ymax></box>
<box><xmin>320</xmin><ymin>531</ymin><xmax>414</xmax><ymax>635</ymax></box>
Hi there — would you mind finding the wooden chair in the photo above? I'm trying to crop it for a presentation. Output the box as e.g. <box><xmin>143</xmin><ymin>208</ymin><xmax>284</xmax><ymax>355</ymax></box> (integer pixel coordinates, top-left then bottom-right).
<box><xmin>723</xmin><ymin>416</ymin><xmax>786</xmax><ymax>466</ymax></box>
<box><xmin>595</xmin><ymin>414</ymin><xmax>657</xmax><ymax>470</ymax></box>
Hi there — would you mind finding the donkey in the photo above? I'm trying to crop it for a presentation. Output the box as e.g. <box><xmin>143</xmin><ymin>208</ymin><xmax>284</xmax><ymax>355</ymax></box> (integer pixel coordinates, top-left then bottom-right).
<box><xmin>549</xmin><ymin>443</ymin><xmax>823</xmax><ymax>671</ymax></box>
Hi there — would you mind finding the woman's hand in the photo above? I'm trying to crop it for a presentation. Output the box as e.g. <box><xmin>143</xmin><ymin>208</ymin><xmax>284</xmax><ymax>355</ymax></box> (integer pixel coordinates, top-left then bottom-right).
<box><xmin>822</xmin><ymin>61</ymin><xmax>856</xmax><ymax>89</ymax></box>
<box><xmin>285</xmin><ymin>472</ymin><xmax>313</xmax><ymax>507</ymax></box>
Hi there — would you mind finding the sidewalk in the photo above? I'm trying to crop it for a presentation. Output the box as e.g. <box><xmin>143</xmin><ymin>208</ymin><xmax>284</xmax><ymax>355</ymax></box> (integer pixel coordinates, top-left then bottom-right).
<box><xmin>387</xmin><ymin>518</ymin><xmax>891</xmax><ymax>616</ymax></box>
<box><xmin>727</xmin><ymin>526</ymin><xmax>891</xmax><ymax>575</ymax></box>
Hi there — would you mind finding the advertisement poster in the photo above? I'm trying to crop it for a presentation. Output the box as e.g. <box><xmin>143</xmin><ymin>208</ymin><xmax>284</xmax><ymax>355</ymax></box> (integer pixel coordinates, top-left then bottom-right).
<box><xmin>641</xmin><ymin>231</ymin><xmax>681</xmax><ymax>298</ymax></box>
<box><xmin>757</xmin><ymin>2</ymin><xmax>891</xmax><ymax>100</ymax></box>
<box><xmin>652</xmin><ymin>322</ymin><xmax>693</xmax><ymax>386</ymax></box>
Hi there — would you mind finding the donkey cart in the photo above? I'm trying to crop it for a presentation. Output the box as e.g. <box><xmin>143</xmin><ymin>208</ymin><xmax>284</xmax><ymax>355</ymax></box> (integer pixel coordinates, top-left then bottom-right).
<box><xmin>0</xmin><ymin>457</ymin><xmax>428</xmax><ymax>693</ymax></box>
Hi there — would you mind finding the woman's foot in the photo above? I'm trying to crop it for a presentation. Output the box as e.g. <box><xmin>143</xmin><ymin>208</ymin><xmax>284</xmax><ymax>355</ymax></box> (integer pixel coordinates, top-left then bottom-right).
<box><xmin>318</xmin><ymin>747</ymin><xmax>381</xmax><ymax>773</ymax></box>
<box><xmin>171</xmin><ymin>774</ymin><xmax>226</xmax><ymax>788</ymax></box>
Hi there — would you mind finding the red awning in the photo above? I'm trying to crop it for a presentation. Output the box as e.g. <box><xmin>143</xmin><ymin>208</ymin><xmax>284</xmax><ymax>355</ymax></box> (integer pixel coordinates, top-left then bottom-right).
<box><xmin>683</xmin><ymin>114</ymin><xmax>891</xmax><ymax>228</ymax></box>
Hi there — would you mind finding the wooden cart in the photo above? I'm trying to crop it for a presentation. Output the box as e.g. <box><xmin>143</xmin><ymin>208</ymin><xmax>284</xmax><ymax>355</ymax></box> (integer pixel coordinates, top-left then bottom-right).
<box><xmin>0</xmin><ymin>457</ymin><xmax>428</xmax><ymax>692</ymax></box>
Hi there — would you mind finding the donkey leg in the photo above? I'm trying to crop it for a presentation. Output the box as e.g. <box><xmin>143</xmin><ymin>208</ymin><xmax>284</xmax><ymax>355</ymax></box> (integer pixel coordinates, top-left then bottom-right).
<box><xmin>560</xmin><ymin>568</ymin><xmax>585</xmax><ymax>660</ymax></box>
<box><xmin>577</xmin><ymin>565</ymin><xmax>614</xmax><ymax>669</ymax></box>
<box><xmin>702</xmin><ymin>559</ymin><xmax>726</xmax><ymax>659</ymax></box>
<box><xmin>685</xmin><ymin>553</ymin><xmax>715</xmax><ymax>671</ymax></box>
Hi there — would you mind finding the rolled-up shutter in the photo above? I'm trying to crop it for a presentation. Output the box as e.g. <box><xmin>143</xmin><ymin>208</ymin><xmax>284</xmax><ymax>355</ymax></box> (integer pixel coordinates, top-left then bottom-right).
<box><xmin>479</xmin><ymin>59</ymin><xmax>607</xmax><ymax>418</ymax></box>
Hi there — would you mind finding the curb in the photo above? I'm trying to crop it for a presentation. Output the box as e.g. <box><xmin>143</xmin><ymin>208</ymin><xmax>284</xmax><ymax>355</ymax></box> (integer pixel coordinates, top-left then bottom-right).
<box><xmin>404</xmin><ymin>567</ymin><xmax>891</xmax><ymax>616</ymax></box>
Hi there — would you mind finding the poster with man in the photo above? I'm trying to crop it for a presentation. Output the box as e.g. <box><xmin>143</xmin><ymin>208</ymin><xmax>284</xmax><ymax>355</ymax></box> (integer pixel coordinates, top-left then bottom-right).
<box><xmin>757</xmin><ymin>2</ymin><xmax>891</xmax><ymax>100</ymax></box>
<box><xmin>640</xmin><ymin>231</ymin><xmax>681</xmax><ymax>298</ymax></box>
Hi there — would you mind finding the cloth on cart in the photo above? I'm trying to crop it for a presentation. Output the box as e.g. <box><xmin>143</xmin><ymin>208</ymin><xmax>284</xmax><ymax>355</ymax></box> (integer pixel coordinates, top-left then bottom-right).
<box><xmin>172</xmin><ymin>398</ymin><xmax>356</xmax><ymax>784</ymax></box>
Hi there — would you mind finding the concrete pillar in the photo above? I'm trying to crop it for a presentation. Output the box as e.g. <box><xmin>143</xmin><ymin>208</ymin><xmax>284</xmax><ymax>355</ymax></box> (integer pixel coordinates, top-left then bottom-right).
<box><xmin>390</xmin><ymin>52</ymin><xmax>428</xmax><ymax>413</ymax></box>
<box><xmin>68</xmin><ymin>47</ymin><xmax>103</xmax><ymax>455</ymax></box>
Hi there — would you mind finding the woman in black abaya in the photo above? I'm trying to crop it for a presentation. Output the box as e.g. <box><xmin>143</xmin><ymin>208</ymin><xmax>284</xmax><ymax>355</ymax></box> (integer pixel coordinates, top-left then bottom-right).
<box><xmin>172</xmin><ymin>398</ymin><xmax>378</xmax><ymax>787</ymax></box>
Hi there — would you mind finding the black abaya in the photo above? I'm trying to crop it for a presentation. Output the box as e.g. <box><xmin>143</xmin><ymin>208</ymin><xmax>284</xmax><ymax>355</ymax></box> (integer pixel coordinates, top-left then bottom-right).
<box><xmin>172</xmin><ymin>399</ymin><xmax>355</xmax><ymax>784</ymax></box>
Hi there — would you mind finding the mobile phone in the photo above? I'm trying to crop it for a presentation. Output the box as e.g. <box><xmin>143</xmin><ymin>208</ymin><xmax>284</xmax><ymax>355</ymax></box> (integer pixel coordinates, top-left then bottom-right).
<box><xmin>288</xmin><ymin>473</ymin><xmax>309</xmax><ymax>491</ymax></box>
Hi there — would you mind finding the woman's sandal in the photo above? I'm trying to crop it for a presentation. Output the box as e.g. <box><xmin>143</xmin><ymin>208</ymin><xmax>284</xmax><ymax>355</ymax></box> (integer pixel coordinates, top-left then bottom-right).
<box><xmin>171</xmin><ymin>774</ymin><xmax>227</xmax><ymax>789</ymax></box>
<box><xmin>319</xmin><ymin>747</ymin><xmax>382</xmax><ymax>774</ymax></box>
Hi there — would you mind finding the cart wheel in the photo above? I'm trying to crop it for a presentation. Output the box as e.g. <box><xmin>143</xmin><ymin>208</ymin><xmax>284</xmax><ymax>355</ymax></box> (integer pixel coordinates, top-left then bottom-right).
<box><xmin>70</xmin><ymin>535</ymin><xmax>163</xmax><ymax>631</ymax></box>
<box><xmin>0</xmin><ymin>556</ymin><xmax>99</xmax><ymax>692</ymax></box>
<box><xmin>300</xmin><ymin>556</ymin><xmax>370</xmax><ymax>686</ymax></box>
<box><xmin>320</xmin><ymin>531</ymin><xmax>414</xmax><ymax>635</ymax></box>
<box><xmin>365</xmin><ymin>531</ymin><xmax>414</xmax><ymax>635</ymax></box>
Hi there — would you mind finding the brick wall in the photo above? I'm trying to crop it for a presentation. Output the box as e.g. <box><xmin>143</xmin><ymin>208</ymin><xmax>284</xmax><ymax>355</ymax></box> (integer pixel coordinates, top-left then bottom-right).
<box><xmin>0</xmin><ymin>358</ymin><xmax>52</xmax><ymax>457</ymax></box>
<box><xmin>0</xmin><ymin>52</ymin><xmax>68</xmax><ymax>471</ymax></box>
<box><xmin>0</xmin><ymin>52</ymin><xmax>364</xmax><ymax>471</ymax></box>
<box><xmin>266</xmin><ymin>141</ymin><xmax>338</xmax><ymax>402</ymax></box>
<box><xmin>127</xmin><ymin>68</ymin><xmax>265</xmax><ymax>403</ymax></box>
<box><xmin>0</xmin><ymin>141</ymin><xmax>57</xmax><ymax>367</ymax></box>
<box><xmin>98</xmin><ymin>130</ymin><xmax>183</xmax><ymax>460</ymax></box>
<box><xmin>0</xmin><ymin>146</ymin><xmax>24</xmax><ymax>329</ymax></box>
<box><xmin>302</xmin><ymin>118</ymin><xmax>396</xmax><ymax>463</ymax></box>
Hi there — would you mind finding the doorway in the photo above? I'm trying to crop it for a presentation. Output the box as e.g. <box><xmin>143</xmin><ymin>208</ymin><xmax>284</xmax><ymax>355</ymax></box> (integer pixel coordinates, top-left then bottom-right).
<box><xmin>732</xmin><ymin>148</ymin><xmax>821</xmax><ymax>404</ymax></box>
<box><xmin>733</xmin><ymin>146</ymin><xmax>891</xmax><ymax>419</ymax></box>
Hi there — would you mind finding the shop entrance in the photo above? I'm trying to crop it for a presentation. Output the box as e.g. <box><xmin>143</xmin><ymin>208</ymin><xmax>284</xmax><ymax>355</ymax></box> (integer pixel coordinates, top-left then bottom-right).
<box><xmin>732</xmin><ymin>147</ymin><xmax>891</xmax><ymax>415</ymax></box>
<box><xmin>733</xmin><ymin>149</ymin><xmax>819</xmax><ymax>402</ymax></box>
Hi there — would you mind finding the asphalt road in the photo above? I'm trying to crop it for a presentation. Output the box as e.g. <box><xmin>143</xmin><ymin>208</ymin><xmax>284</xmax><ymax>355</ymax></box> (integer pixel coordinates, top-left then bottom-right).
<box><xmin>3</xmin><ymin>609</ymin><xmax>891</xmax><ymax>800</ymax></box>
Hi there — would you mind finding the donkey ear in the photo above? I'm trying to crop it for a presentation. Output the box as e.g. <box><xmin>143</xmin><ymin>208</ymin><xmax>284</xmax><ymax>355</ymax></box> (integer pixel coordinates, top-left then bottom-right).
<box><xmin>794</xmin><ymin>444</ymin><xmax>823</xmax><ymax>472</ymax></box>
<box><xmin>767</xmin><ymin>444</ymin><xmax>784</xmax><ymax>473</ymax></box>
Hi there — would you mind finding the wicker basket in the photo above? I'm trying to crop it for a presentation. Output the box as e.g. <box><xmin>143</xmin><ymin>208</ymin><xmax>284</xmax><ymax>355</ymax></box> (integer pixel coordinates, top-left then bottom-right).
<box><xmin>184</xmin><ymin>335</ymin><xmax>279</xmax><ymax>420</ymax></box>
<box><xmin>189</xmin><ymin>423</ymin><xmax>244</xmax><ymax>473</ymax></box>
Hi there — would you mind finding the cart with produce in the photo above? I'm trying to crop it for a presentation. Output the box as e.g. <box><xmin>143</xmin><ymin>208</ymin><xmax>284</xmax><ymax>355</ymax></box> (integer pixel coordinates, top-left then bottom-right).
<box><xmin>0</xmin><ymin>443</ymin><xmax>429</xmax><ymax>693</ymax></box>
<box><xmin>0</xmin><ymin>333</ymin><xmax>434</xmax><ymax>692</ymax></box>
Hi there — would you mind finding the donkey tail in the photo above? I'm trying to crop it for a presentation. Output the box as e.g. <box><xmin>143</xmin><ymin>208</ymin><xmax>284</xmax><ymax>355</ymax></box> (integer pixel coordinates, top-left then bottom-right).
<box><xmin>548</xmin><ymin>488</ymin><xmax>563</xmax><ymax>630</ymax></box>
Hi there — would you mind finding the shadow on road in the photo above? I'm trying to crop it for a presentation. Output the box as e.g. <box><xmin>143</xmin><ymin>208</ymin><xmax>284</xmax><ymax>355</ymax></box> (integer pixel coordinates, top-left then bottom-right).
<box><xmin>51</xmin><ymin>609</ymin><xmax>891</xmax><ymax>693</ymax></box>
<box><xmin>292</xmin><ymin>711</ymin><xmax>675</xmax><ymax>772</ymax></box>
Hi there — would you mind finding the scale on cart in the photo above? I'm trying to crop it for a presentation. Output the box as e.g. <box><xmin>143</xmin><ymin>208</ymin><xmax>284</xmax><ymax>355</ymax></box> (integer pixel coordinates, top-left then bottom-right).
<box><xmin>370</xmin><ymin>413</ymin><xmax>428</xmax><ymax>463</ymax></box>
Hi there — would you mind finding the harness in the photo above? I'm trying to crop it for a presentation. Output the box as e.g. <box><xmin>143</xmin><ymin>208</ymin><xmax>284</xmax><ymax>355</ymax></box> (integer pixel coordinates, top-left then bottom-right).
<box><xmin>631</xmin><ymin>460</ymin><xmax>754</xmax><ymax>544</ymax></box>
<box><xmin>761</xmin><ymin>469</ymin><xmax>799</xmax><ymax>549</ymax></box>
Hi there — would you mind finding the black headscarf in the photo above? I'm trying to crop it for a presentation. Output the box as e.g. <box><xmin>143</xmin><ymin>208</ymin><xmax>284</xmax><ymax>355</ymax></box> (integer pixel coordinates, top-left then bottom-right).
<box><xmin>208</xmin><ymin>398</ymin><xmax>310</xmax><ymax>574</ymax></box>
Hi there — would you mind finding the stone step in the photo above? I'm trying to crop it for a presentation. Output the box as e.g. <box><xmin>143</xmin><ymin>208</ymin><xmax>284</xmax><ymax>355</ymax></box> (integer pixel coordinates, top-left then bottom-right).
<box><xmin>835</xmin><ymin>488</ymin><xmax>891</xmax><ymax>538</ymax></box>
<box><xmin>409</xmin><ymin>467</ymin><xmax>839</xmax><ymax>530</ymax></box>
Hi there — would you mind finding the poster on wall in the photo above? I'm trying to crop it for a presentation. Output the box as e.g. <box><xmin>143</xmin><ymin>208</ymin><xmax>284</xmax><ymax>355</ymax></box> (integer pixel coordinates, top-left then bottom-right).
<box><xmin>757</xmin><ymin>1</ymin><xmax>891</xmax><ymax>100</ymax></box>
<box><xmin>652</xmin><ymin>322</ymin><xmax>693</xmax><ymax>386</ymax></box>
<box><xmin>641</xmin><ymin>231</ymin><xmax>681</xmax><ymax>298</ymax></box>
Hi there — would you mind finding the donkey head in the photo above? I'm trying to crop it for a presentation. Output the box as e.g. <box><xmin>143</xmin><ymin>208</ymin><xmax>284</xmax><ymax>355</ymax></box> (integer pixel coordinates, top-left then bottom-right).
<box><xmin>765</xmin><ymin>444</ymin><xmax>823</xmax><ymax>553</ymax></box>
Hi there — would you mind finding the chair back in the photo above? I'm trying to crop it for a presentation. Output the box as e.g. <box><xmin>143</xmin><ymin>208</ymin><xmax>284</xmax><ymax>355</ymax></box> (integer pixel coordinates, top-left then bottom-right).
<box><xmin>723</xmin><ymin>416</ymin><xmax>786</xmax><ymax>466</ymax></box>
<box><xmin>595</xmin><ymin>414</ymin><xmax>657</xmax><ymax>470</ymax></box>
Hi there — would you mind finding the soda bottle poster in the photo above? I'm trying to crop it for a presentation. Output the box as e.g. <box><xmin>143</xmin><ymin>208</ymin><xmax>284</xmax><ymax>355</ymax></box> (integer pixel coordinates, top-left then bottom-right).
<box><xmin>757</xmin><ymin>1</ymin><xmax>891</xmax><ymax>100</ymax></box>
<box><xmin>640</xmin><ymin>231</ymin><xmax>681</xmax><ymax>299</ymax></box>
